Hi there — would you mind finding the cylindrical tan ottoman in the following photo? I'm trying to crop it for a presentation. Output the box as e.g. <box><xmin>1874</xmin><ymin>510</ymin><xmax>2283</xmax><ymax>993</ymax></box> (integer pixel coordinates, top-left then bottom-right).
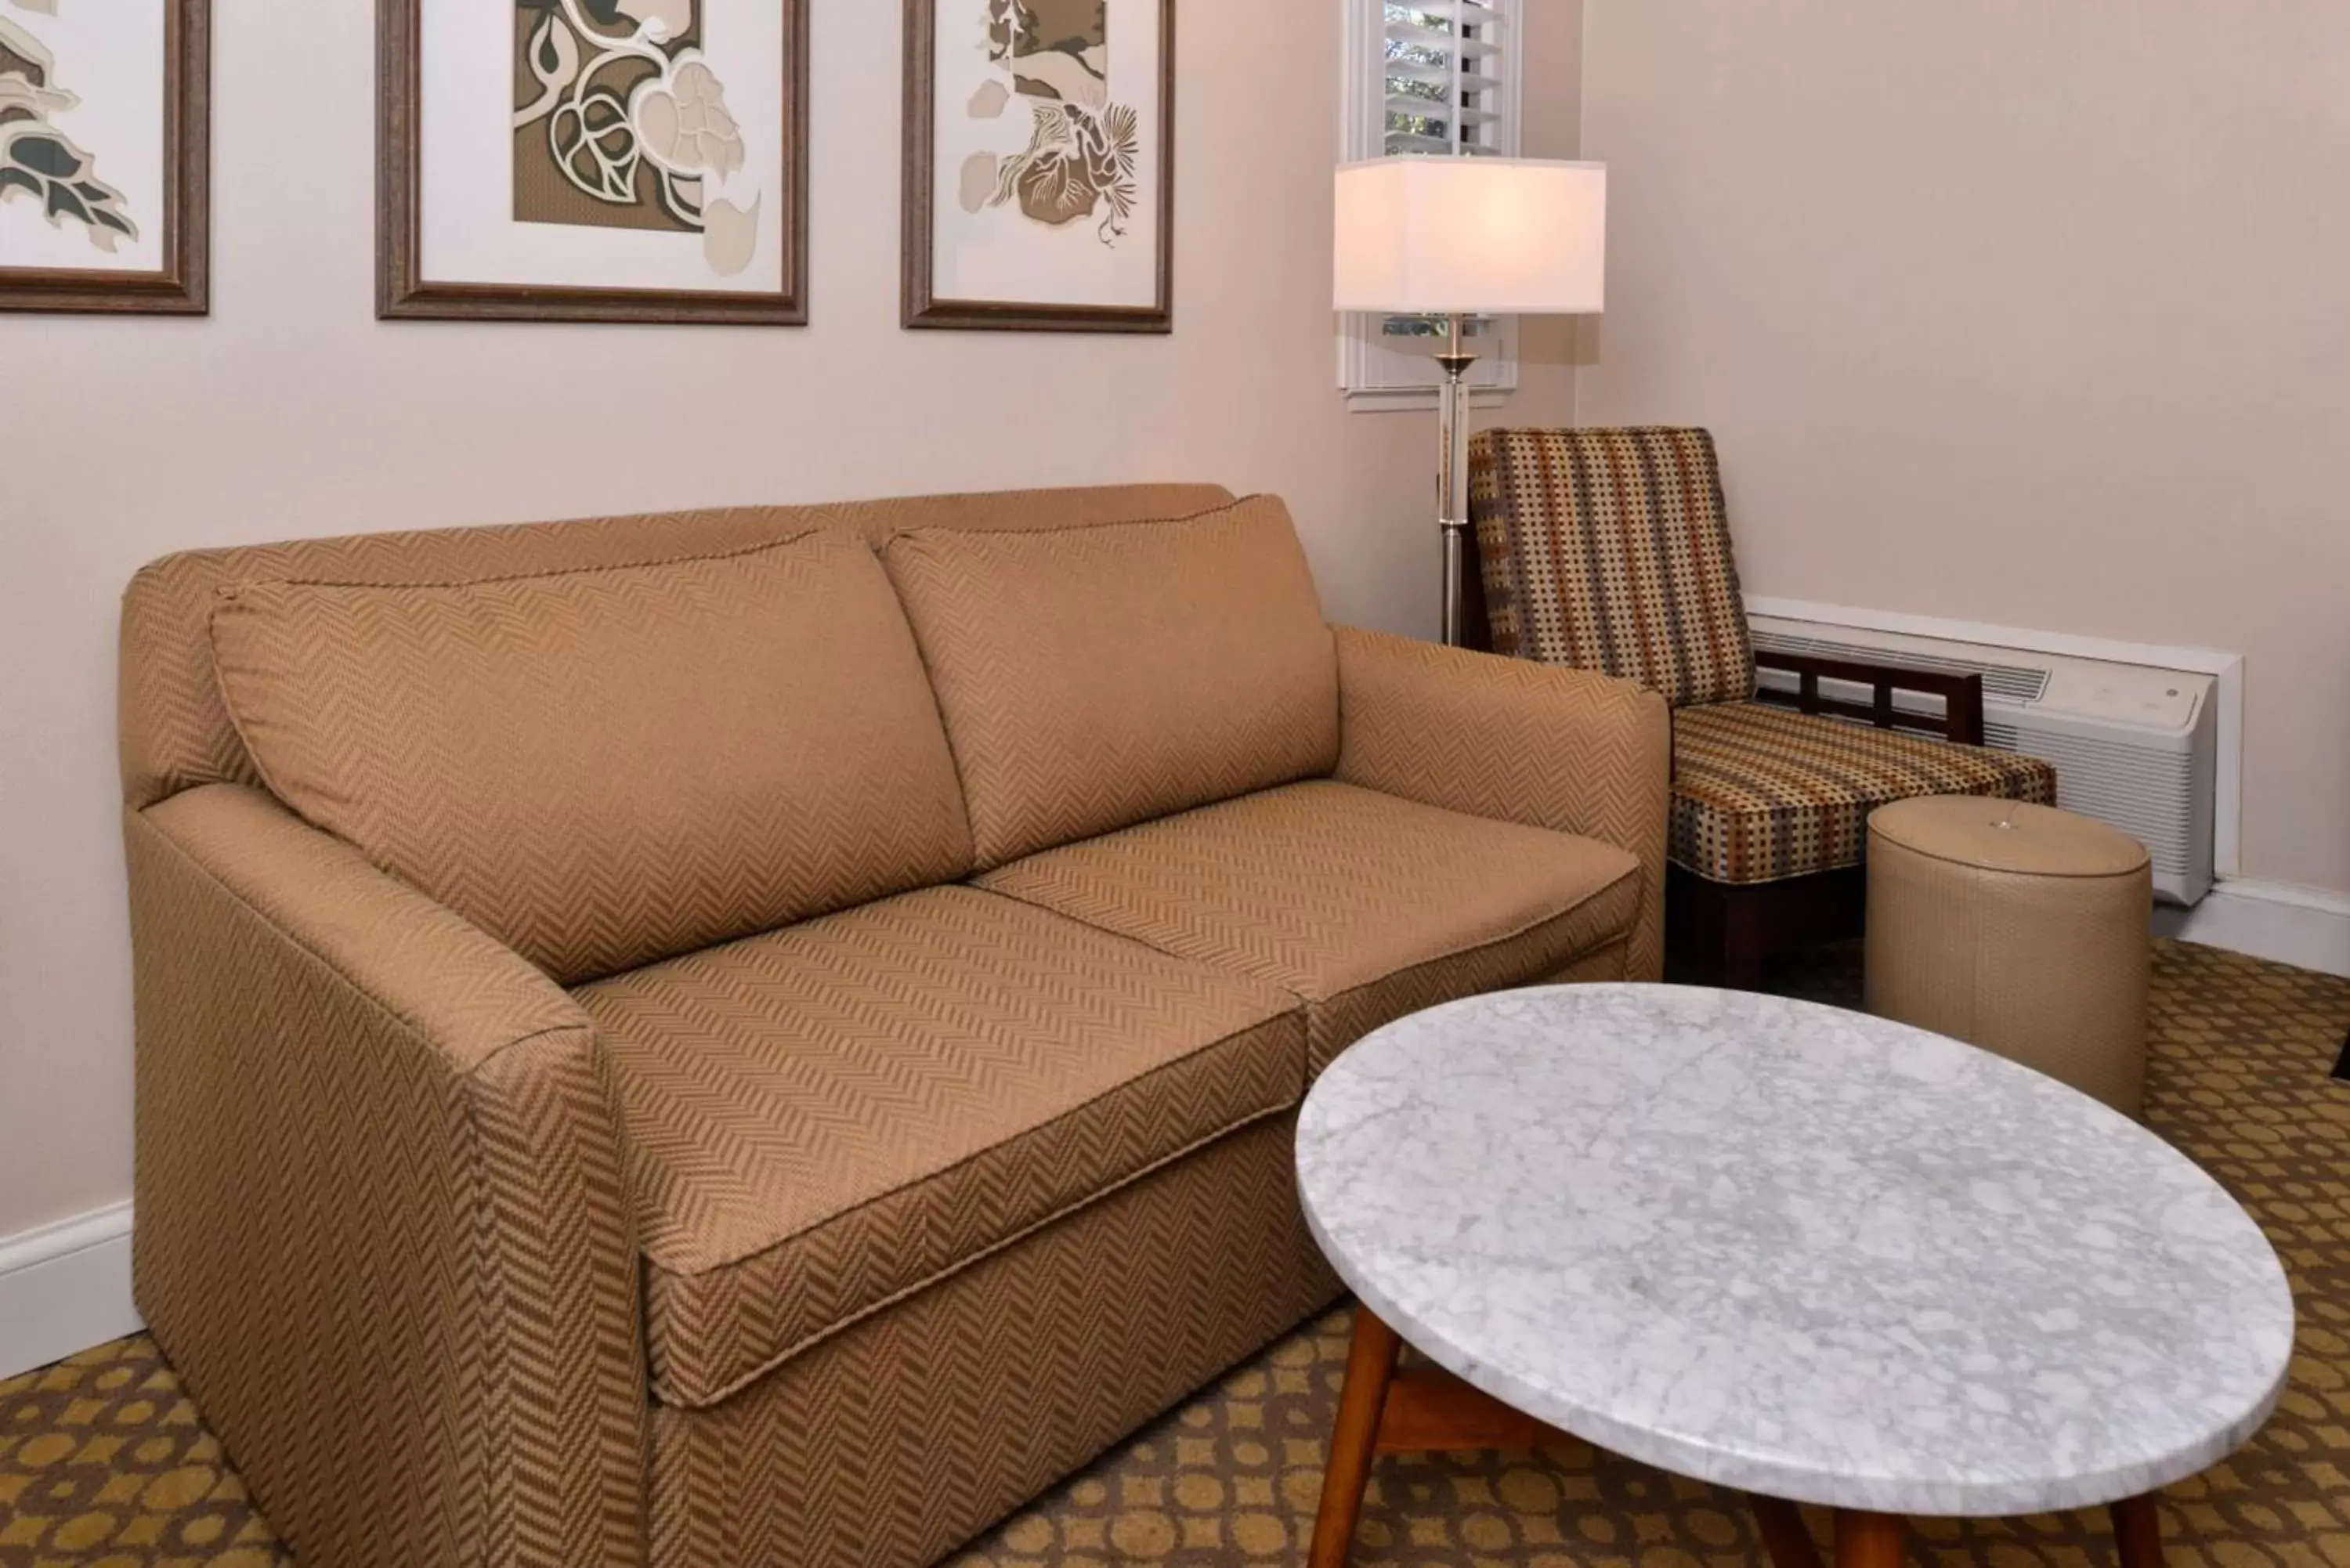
<box><xmin>1865</xmin><ymin>797</ymin><xmax>2153</xmax><ymax>1117</ymax></box>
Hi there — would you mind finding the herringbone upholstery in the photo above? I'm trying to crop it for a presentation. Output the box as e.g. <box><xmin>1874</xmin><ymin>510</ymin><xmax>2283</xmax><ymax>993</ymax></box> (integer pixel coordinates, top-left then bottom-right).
<box><xmin>206</xmin><ymin>533</ymin><xmax>974</xmax><ymax>985</ymax></box>
<box><xmin>645</xmin><ymin>1115</ymin><xmax>1340</xmax><ymax>1568</ymax></box>
<box><xmin>1676</xmin><ymin>702</ymin><xmax>2059</xmax><ymax>883</ymax></box>
<box><xmin>125</xmin><ymin>785</ymin><xmax>648</xmax><ymax>1568</ymax></box>
<box><xmin>1331</xmin><ymin>627</ymin><xmax>1672</xmax><ymax>982</ymax></box>
<box><xmin>573</xmin><ymin>887</ymin><xmax>1307</xmax><ymax>1408</ymax></box>
<box><xmin>120</xmin><ymin>483</ymin><xmax>1235</xmax><ymax>811</ymax></box>
<box><xmin>1470</xmin><ymin>427</ymin><xmax>1755</xmax><ymax>708</ymax></box>
<box><xmin>884</xmin><ymin>497</ymin><xmax>1340</xmax><ymax>868</ymax></box>
<box><xmin>118</xmin><ymin>482</ymin><xmax>1680</xmax><ymax>1568</ymax></box>
<box><xmin>33</xmin><ymin>941</ymin><xmax>2350</xmax><ymax>1568</ymax></box>
<box><xmin>978</xmin><ymin>780</ymin><xmax>1644</xmax><ymax>1072</ymax></box>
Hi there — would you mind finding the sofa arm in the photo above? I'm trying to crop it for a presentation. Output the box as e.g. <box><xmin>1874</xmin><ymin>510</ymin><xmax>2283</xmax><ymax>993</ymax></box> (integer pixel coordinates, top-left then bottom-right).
<box><xmin>1332</xmin><ymin>627</ymin><xmax>1672</xmax><ymax>981</ymax></box>
<box><xmin>125</xmin><ymin>784</ymin><xmax>648</xmax><ymax>1568</ymax></box>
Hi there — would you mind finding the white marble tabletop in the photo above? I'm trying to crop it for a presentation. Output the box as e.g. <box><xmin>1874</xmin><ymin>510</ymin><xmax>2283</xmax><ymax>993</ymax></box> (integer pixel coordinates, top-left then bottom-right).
<box><xmin>1295</xmin><ymin>985</ymin><xmax>2294</xmax><ymax>1516</ymax></box>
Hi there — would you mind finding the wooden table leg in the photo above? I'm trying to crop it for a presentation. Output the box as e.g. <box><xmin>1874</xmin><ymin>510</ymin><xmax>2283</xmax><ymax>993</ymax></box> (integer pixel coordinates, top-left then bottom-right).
<box><xmin>1835</xmin><ymin>1509</ymin><xmax>1906</xmax><ymax>1568</ymax></box>
<box><xmin>2111</xmin><ymin>1494</ymin><xmax>2164</xmax><ymax>1568</ymax></box>
<box><xmin>1751</xmin><ymin>1495</ymin><xmax>1824</xmax><ymax>1568</ymax></box>
<box><xmin>1308</xmin><ymin>1306</ymin><xmax>1402</xmax><ymax>1568</ymax></box>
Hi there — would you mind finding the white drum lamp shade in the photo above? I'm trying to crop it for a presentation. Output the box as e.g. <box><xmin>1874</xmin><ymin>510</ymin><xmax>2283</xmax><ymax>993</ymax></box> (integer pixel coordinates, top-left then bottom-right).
<box><xmin>1332</xmin><ymin>157</ymin><xmax>1607</xmax><ymax>316</ymax></box>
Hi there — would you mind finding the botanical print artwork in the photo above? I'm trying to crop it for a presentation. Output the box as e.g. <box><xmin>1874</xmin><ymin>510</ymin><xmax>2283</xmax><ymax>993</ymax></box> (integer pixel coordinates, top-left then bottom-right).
<box><xmin>386</xmin><ymin>0</ymin><xmax>801</xmax><ymax>322</ymax></box>
<box><xmin>964</xmin><ymin>1</ymin><xmax>1136</xmax><ymax>247</ymax></box>
<box><xmin>988</xmin><ymin>0</ymin><xmax>1101</xmax><ymax>100</ymax></box>
<box><xmin>906</xmin><ymin>0</ymin><xmax>1166</xmax><ymax>329</ymax></box>
<box><xmin>0</xmin><ymin>0</ymin><xmax>138</xmax><ymax>254</ymax></box>
<box><xmin>510</xmin><ymin>0</ymin><xmax>761</xmax><ymax>277</ymax></box>
<box><xmin>0</xmin><ymin>0</ymin><xmax>204</xmax><ymax>313</ymax></box>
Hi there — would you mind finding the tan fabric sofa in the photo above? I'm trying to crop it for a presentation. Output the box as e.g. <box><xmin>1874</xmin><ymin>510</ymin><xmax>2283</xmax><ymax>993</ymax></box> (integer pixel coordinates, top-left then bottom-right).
<box><xmin>118</xmin><ymin>484</ymin><xmax>1670</xmax><ymax>1568</ymax></box>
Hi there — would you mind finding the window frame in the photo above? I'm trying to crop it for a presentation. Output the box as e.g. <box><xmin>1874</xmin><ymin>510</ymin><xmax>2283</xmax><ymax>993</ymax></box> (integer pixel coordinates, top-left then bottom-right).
<box><xmin>1337</xmin><ymin>0</ymin><xmax>1528</xmax><ymax>410</ymax></box>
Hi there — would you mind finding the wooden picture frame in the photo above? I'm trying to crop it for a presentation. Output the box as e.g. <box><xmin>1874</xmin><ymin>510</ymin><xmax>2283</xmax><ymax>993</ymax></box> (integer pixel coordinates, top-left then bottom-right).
<box><xmin>378</xmin><ymin>0</ymin><xmax>809</xmax><ymax>325</ymax></box>
<box><xmin>0</xmin><ymin>0</ymin><xmax>209</xmax><ymax>316</ymax></box>
<box><xmin>902</xmin><ymin>0</ymin><xmax>1174</xmax><ymax>333</ymax></box>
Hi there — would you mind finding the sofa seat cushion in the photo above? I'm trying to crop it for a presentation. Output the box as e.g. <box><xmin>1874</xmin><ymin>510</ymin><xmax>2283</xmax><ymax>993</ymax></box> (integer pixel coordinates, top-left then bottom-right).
<box><xmin>976</xmin><ymin>781</ymin><xmax>1643</xmax><ymax>1074</ymax></box>
<box><xmin>207</xmin><ymin>532</ymin><xmax>974</xmax><ymax>985</ymax></box>
<box><xmin>572</xmin><ymin>886</ymin><xmax>1305</xmax><ymax>1409</ymax></box>
<box><xmin>1672</xmin><ymin>702</ymin><xmax>2059</xmax><ymax>885</ymax></box>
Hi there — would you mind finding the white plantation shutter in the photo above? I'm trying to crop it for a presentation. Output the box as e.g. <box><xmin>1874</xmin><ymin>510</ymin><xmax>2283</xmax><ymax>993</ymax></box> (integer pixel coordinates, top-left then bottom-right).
<box><xmin>1382</xmin><ymin>1</ymin><xmax>1513</xmax><ymax>157</ymax></box>
<box><xmin>1340</xmin><ymin>0</ymin><xmax>1525</xmax><ymax>404</ymax></box>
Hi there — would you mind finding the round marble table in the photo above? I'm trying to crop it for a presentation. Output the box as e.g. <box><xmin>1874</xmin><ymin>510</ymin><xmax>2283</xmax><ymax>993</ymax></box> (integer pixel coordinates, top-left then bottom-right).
<box><xmin>1296</xmin><ymin>985</ymin><xmax>2294</xmax><ymax>1568</ymax></box>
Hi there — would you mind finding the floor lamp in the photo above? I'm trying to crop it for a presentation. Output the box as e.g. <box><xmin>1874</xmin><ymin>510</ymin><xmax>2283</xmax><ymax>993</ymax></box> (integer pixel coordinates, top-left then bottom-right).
<box><xmin>1333</xmin><ymin>157</ymin><xmax>1607</xmax><ymax>647</ymax></box>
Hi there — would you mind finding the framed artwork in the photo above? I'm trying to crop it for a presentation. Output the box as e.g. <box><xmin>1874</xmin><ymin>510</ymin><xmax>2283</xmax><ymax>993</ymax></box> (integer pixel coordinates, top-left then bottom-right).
<box><xmin>378</xmin><ymin>0</ymin><xmax>808</xmax><ymax>325</ymax></box>
<box><xmin>0</xmin><ymin>0</ymin><xmax>208</xmax><ymax>315</ymax></box>
<box><xmin>902</xmin><ymin>0</ymin><xmax>1173</xmax><ymax>333</ymax></box>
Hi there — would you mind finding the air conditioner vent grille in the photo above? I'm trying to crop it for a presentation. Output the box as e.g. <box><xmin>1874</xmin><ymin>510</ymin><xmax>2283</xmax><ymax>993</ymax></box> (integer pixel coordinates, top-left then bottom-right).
<box><xmin>1982</xmin><ymin>720</ymin><xmax>2198</xmax><ymax>878</ymax></box>
<box><xmin>1744</xmin><ymin>609</ymin><xmax>2220</xmax><ymax>905</ymax></box>
<box><xmin>1751</xmin><ymin>630</ymin><xmax>2052</xmax><ymax>704</ymax></box>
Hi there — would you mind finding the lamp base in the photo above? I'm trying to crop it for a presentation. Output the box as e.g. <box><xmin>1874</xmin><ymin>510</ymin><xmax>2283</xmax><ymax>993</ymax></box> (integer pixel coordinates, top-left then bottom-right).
<box><xmin>1439</xmin><ymin>516</ymin><xmax>1472</xmax><ymax>649</ymax></box>
<box><xmin>1435</xmin><ymin>313</ymin><xmax>1477</xmax><ymax>648</ymax></box>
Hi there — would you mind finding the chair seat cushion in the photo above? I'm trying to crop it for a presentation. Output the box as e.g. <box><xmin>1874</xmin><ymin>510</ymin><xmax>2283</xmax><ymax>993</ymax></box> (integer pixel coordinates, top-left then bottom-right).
<box><xmin>975</xmin><ymin>780</ymin><xmax>1644</xmax><ymax>1074</ymax></box>
<box><xmin>574</xmin><ymin>886</ymin><xmax>1305</xmax><ymax>1409</ymax></box>
<box><xmin>1671</xmin><ymin>702</ymin><xmax>2059</xmax><ymax>885</ymax></box>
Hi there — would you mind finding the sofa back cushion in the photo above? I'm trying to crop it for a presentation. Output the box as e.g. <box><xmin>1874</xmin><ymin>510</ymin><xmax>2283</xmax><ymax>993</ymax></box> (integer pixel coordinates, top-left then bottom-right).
<box><xmin>207</xmin><ymin>533</ymin><xmax>974</xmax><ymax>984</ymax></box>
<box><xmin>121</xmin><ymin>483</ymin><xmax>1235</xmax><ymax>812</ymax></box>
<box><xmin>883</xmin><ymin>495</ymin><xmax>1340</xmax><ymax>868</ymax></box>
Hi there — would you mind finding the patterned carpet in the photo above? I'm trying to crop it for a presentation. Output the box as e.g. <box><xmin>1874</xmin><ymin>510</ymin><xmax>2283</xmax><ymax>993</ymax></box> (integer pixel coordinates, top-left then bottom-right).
<box><xmin>4</xmin><ymin>940</ymin><xmax>2345</xmax><ymax>1567</ymax></box>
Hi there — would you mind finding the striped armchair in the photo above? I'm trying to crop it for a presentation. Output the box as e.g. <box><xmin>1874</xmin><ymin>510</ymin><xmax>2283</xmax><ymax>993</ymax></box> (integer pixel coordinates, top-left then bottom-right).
<box><xmin>1466</xmin><ymin>426</ymin><xmax>2055</xmax><ymax>988</ymax></box>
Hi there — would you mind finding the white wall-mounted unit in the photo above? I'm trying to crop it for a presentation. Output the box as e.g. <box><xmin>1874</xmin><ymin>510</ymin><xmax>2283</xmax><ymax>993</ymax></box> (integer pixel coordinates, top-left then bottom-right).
<box><xmin>1748</xmin><ymin>614</ymin><xmax>2219</xmax><ymax>905</ymax></box>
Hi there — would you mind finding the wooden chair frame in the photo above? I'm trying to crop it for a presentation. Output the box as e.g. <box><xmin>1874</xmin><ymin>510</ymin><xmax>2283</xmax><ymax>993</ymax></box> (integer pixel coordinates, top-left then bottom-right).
<box><xmin>1460</xmin><ymin>562</ymin><xmax>1990</xmax><ymax>989</ymax></box>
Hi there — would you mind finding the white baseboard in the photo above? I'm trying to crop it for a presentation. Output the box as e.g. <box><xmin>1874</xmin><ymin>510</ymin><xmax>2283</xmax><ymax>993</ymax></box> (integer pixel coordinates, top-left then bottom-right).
<box><xmin>2156</xmin><ymin>878</ymin><xmax>2350</xmax><ymax>980</ymax></box>
<box><xmin>0</xmin><ymin>1201</ymin><xmax>141</xmax><ymax>1380</ymax></box>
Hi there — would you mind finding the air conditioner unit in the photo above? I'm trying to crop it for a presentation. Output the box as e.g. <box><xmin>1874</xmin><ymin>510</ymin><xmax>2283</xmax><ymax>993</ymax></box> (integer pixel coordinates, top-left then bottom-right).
<box><xmin>1747</xmin><ymin>615</ymin><xmax>2218</xmax><ymax>905</ymax></box>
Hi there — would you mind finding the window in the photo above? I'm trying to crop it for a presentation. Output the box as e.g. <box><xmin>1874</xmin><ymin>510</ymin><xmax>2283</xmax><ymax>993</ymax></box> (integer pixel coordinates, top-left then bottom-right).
<box><xmin>1339</xmin><ymin>0</ymin><xmax>1526</xmax><ymax>407</ymax></box>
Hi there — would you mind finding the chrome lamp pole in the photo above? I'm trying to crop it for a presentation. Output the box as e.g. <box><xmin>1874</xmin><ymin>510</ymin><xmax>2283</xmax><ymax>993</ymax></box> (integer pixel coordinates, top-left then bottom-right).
<box><xmin>1434</xmin><ymin>311</ymin><xmax>1477</xmax><ymax>648</ymax></box>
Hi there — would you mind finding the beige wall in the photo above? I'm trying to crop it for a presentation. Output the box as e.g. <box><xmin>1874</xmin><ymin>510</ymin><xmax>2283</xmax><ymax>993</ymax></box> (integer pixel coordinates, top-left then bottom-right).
<box><xmin>0</xmin><ymin>2</ymin><xmax>1582</xmax><ymax>1241</ymax></box>
<box><xmin>1579</xmin><ymin>2</ymin><xmax>2350</xmax><ymax>895</ymax></box>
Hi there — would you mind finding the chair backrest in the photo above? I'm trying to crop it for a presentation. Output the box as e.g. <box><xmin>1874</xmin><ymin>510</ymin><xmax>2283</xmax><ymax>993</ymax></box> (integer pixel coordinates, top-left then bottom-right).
<box><xmin>1469</xmin><ymin>427</ymin><xmax>1755</xmax><ymax>709</ymax></box>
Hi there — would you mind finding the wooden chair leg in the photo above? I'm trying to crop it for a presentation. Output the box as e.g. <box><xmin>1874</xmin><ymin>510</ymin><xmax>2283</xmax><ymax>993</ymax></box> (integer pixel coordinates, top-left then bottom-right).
<box><xmin>1719</xmin><ymin>893</ymin><xmax>1769</xmax><ymax>992</ymax></box>
<box><xmin>1309</xmin><ymin>1307</ymin><xmax>1402</xmax><ymax>1568</ymax></box>
<box><xmin>1835</xmin><ymin>1510</ymin><xmax>1905</xmax><ymax>1568</ymax></box>
<box><xmin>1668</xmin><ymin>867</ymin><xmax>1732</xmax><ymax>988</ymax></box>
<box><xmin>2111</xmin><ymin>1494</ymin><xmax>2164</xmax><ymax>1568</ymax></box>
